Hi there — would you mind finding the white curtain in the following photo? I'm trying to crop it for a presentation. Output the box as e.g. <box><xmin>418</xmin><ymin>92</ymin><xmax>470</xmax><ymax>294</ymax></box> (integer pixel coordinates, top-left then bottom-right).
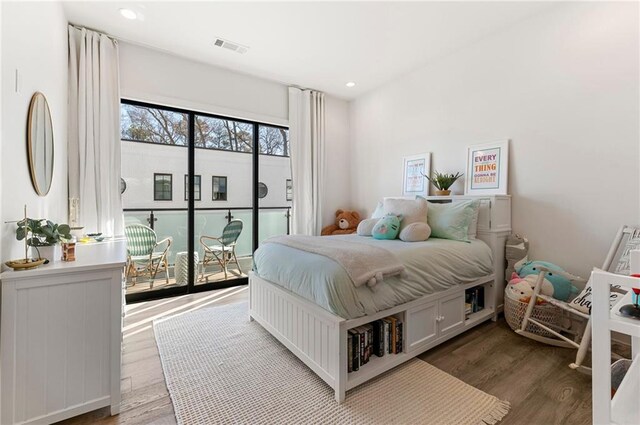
<box><xmin>288</xmin><ymin>87</ymin><xmax>325</xmax><ymax>236</ymax></box>
<box><xmin>68</xmin><ymin>26</ymin><xmax>123</xmax><ymax>236</ymax></box>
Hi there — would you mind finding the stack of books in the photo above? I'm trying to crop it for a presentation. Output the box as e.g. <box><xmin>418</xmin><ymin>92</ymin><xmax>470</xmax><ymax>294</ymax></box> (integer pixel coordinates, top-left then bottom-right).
<box><xmin>347</xmin><ymin>316</ymin><xmax>403</xmax><ymax>373</ymax></box>
<box><xmin>465</xmin><ymin>286</ymin><xmax>485</xmax><ymax>316</ymax></box>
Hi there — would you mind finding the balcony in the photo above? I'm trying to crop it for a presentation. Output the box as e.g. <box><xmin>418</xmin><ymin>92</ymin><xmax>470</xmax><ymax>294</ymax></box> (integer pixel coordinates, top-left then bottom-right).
<box><xmin>123</xmin><ymin>207</ymin><xmax>290</xmax><ymax>295</ymax></box>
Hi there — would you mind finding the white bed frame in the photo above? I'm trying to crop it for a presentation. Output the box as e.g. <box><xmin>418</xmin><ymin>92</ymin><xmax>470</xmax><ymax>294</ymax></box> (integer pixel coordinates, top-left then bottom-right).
<box><xmin>249</xmin><ymin>195</ymin><xmax>511</xmax><ymax>402</ymax></box>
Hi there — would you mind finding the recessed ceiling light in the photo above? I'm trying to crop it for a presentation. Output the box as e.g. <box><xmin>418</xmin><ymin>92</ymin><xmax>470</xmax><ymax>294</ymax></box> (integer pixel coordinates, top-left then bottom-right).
<box><xmin>345</xmin><ymin>82</ymin><xmax>356</xmax><ymax>88</ymax></box>
<box><xmin>119</xmin><ymin>8</ymin><xmax>137</xmax><ymax>20</ymax></box>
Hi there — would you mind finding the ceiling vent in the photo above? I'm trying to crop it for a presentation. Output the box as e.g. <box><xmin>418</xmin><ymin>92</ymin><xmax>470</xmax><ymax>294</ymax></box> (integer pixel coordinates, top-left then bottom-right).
<box><xmin>213</xmin><ymin>37</ymin><xmax>249</xmax><ymax>54</ymax></box>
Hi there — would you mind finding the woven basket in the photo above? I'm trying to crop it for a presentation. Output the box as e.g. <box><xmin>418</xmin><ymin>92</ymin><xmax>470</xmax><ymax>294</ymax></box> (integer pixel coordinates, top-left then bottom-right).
<box><xmin>504</xmin><ymin>291</ymin><xmax>562</xmax><ymax>338</ymax></box>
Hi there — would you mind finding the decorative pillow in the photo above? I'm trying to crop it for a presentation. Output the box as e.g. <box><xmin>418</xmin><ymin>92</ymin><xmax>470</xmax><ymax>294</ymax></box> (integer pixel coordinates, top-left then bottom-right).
<box><xmin>357</xmin><ymin>218</ymin><xmax>379</xmax><ymax>236</ymax></box>
<box><xmin>372</xmin><ymin>214</ymin><xmax>402</xmax><ymax>240</ymax></box>
<box><xmin>569</xmin><ymin>268</ymin><xmax>626</xmax><ymax>314</ymax></box>
<box><xmin>383</xmin><ymin>197</ymin><xmax>428</xmax><ymax>232</ymax></box>
<box><xmin>467</xmin><ymin>201</ymin><xmax>481</xmax><ymax>239</ymax></box>
<box><xmin>371</xmin><ymin>201</ymin><xmax>384</xmax><ymax>219</ymax></box>
<box><xmin>399</xmin><ymin>222</ymin><xmax>431</xmax><ymax>242</ymax></box>
<box><xmin>427</xmin><ymin>200</ymin><xmax>477</xmax><ymax>242</ymax></box>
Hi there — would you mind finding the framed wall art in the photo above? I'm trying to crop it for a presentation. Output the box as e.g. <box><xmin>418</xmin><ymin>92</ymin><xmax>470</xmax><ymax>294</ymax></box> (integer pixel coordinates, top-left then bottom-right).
<box><xmin>464</xmin><ymin>140</ymin><xmax>509</xmax><ymax>195</ymax></box>
<box><xmin>402</xmin><ymin>153</ymin><xmax>431</xmax><ymax>197</ymax></box>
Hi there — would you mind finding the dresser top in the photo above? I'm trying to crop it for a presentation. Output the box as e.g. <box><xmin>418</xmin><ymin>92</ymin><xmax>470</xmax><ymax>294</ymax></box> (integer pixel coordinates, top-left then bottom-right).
<box><xmin>1</xmin><ymin>238</ymin><xmax>127</xmax><ymax>281</ymax></box>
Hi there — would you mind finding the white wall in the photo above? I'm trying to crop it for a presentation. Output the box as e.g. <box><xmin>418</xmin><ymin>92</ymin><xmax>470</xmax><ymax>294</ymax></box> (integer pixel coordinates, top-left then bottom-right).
<box><xmin>349</xmin><ymin>2</ymin><xmax>639</xmax><ymax>277</ymax></box>
<box><xmin>1</xmin><ymin>1</ymin><xmax>68</xmax><ymax>262</ymax></box>
<box><xmin>119</xmin><ymin>42</ymin><xmax>350</xmax><ymax>228</ymax></box>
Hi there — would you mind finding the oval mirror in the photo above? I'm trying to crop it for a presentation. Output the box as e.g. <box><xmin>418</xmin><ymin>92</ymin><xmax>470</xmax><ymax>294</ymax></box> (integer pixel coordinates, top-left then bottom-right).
<box><xmin>27</xmin><ymin>92</ymin><xmax>54</xmax><ymax>196</ymax></box>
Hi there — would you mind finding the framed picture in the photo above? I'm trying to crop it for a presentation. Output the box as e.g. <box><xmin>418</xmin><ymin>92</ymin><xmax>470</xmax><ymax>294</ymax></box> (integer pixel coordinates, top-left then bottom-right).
<box><xmin>464</xmin><ymin>140</ymin><xmax>509</xmax><ymax>195</ymax></box>
<box><xmin>402</xmin><ymin>153</ymin><xmax>431</xmax><ymax>197</ymax></box>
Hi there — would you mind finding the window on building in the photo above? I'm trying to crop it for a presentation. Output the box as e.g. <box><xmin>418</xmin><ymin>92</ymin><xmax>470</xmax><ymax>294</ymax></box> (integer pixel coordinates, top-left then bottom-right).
<box><xmin>154</xmin><ymin>173</ymin><xmax>173</xmax><ymax>201</ymax></box>
<box><xmin>212</xmin><ymin>176</ymin><xmax>227</xmax><ymax>201</ymax></box>
<box><xmin>184</xmin><ymin>175</ymin><xmax>201</xmax><ymax>201</ymax></box>
<box><xmin>286</xmin><ymin>179</ymin><xmax>293</xmax><ymax>201</ymax></box>
<box><xmin>259</xmin><ymin>125</ymin><xmax>289</xmax><ymax>156</ymax></box>
<box><xmin>258</xmin><ymin>182</ymin><xmax>268</xmax><ymax>199</ymax></box>
<box><xmin>121</xmin><ymin>104</ymin><xmax>188</xmax><ymax>146</ymax></box>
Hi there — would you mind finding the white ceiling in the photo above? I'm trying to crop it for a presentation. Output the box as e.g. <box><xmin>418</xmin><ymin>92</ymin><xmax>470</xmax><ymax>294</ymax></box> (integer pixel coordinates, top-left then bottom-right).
<box><xmin>63</xmin><ymin>1</ymin><xmax>553</xmax><ymax>100</ymax></box>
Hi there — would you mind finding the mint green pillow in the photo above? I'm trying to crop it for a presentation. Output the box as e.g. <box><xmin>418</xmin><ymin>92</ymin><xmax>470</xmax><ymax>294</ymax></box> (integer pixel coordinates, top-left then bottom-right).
<box><xmin>427</xmin><ymin>200</ymin><xmax>479</xmax><ymax>242</ymax></box>
<box><xmin>372</xmin><ymin>214</ymin><xmax>402</xmax><ymax>240</ymax></box>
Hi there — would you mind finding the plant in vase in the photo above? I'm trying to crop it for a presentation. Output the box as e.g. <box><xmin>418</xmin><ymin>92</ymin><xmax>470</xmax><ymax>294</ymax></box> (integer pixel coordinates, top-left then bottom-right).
<box><xmin>423</xmin><ymin>171</ymin><xmax>463</xmax><ymax>196</ymax></box>
<box><xmin>16</xmin><ymin>218</ymin><xmax>72</xmax><ymax>262</ymax></box>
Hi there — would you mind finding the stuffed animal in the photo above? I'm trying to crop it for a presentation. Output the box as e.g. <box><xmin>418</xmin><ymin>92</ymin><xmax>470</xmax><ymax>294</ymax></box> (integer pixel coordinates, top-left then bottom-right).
<box><xmin>505</xmin><ymin>234</ymin><xmax>529</xmax><ymax>281</ymax></box>
<box><xmin>372</xmin><ymin>214</ymin><xmax>403</xmax><ymax>240</ymax></box>
<box><xmin>321</xmin><ymin>209</ymin><xmax>362</xmax><ymax>236</ymax></box>
<box><xmin>516</xmin><ymin>261</ymin><xmax>579</xmax><ymax>302</ymax></box>
<box><xmin>506</xmin><ymin>272</ymin><xmax>554</xmax><ymax>303</ymax></box>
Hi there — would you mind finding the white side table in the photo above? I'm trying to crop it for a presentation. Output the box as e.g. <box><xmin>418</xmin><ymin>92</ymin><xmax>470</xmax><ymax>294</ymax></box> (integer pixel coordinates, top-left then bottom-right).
<box><xmin>175</xmin><ymin>251</ymin><xmax>199</xmax><ymax>285</ymax></box>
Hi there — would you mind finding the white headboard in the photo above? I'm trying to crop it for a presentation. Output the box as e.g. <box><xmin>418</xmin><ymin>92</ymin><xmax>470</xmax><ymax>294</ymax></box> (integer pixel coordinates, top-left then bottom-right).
<box><xmin>424</xmin><ymin>195</ymin><xmax>512</xmax><ymax>312</ymax></box>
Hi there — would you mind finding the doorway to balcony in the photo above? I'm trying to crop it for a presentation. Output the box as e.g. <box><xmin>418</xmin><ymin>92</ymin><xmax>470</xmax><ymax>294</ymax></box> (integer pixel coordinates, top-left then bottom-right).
<box><xmin>120</xmin><ymin>99</ymin><xmax>291</xmax><ymax>303</ymax></box>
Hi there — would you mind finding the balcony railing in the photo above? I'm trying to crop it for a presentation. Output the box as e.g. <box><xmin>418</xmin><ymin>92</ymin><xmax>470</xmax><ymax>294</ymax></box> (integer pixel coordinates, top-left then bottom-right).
<box><xmin>123</xmin><ymin>206</ymin><xmax>291</xmax><ymax>266</ymax></box>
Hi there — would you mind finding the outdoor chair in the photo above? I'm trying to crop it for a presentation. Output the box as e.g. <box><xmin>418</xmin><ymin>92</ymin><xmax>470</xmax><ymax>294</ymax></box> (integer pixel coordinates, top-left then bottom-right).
<box><xmin>200</xmin><ymin>219</ymin><xmax>243</xmax><ymax>281</ymax></box>
<box><xmin>124</xmin><ymin>224</ymin><xmax>172</xmax><ymax>289</ymax></box>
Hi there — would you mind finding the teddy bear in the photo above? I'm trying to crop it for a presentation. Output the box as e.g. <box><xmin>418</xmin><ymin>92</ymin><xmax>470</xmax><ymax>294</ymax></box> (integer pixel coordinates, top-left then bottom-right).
<box><xmin>321</xmin><ymin>209</ymin><xmax>362</xmax><ymax>236</ymax></box>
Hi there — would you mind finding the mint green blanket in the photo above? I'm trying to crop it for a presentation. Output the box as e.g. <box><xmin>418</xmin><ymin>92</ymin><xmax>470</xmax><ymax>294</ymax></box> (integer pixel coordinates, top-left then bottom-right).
<box><xmin>253</xmin><ymin>235</ymin><xmax>493</xmax><ymax>319</ymax></box>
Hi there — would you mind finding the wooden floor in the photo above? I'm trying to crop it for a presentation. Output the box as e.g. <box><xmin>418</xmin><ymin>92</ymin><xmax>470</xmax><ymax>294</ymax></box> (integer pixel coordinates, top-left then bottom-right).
<box><xmin>59</xmin><ymin>288</ymin><xmax>595</xmax><ymax>425</ymax></box>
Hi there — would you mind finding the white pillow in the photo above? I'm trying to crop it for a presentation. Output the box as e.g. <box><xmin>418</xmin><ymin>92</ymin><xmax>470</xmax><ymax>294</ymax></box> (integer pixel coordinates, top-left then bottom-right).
<box><xmin>357</xmin><ymin>218</ymin><xmax>379</xmax><ymax>236</ymax></box>
<box><xmin>383</xmin><ymin>197</ymin><xmax>428</xmax><ymax>232</ymax></box>
<box><xmin>371</xmin><ymin>201</ymin><xmax>384</xmax><ymax>219</ymax></box>
<box><xmin>467</xmin><ymin>201</ymin><xmax>481</xmax><ymax>239</ymax></box>
<box><xmin>399</xmin><ymin>222</ymin><xmax>431</xmax><ymax>242</ymax></box>
<box><xmin>569</xmin><ymin>268</ymin><xmax>626</xmax><ymax>314</ymax></box>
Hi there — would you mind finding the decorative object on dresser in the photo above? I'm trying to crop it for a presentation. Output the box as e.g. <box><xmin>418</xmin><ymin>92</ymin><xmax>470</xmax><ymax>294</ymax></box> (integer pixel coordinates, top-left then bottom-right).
<box><xmin>0</xmin><ymin>240</ymin><xmax>127</xmax><ymax>424</ymax></box>
<box><xmin>464</xmin><ymin>140</ymin><xmax>509</xmax><ymax>195</ymax></box>
<box><xmin>15</xmin><ymin>214</ymin><xmax>72</xmax><ymax>263</ymax></box>
<box><xmin>27</xmin><ymin>92</ymin><xmax>55</xmax><ymax>196</ymax></box>
<box><xmin>250</xmin><ymin>194</ymin><xmax>511</xmax><ymax>402</ymax></box>
<box><xmin>423</xmin><ymin>170</ymin><xmax>463</xmax><ymax>196</ymax></box>
<box><xmin>402</xmin><ymin>153</ymin><xmax>431</xmax><ymax>197</ymax></box>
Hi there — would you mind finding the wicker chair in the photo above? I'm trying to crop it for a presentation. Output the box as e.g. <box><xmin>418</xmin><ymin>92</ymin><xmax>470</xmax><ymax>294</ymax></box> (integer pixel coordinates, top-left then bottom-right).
<box><xmin>124</xmin><ymin>224</ymin><xmax>172</xmax><ymax>289</ymax></box>
<box><xmin>200</xmin><ymin>219</ymin><xmax>243</xmax><ymax>281</ymax></box>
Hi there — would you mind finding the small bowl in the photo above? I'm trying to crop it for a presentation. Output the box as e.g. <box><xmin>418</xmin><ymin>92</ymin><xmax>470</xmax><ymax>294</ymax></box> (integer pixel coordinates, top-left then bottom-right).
<box><xmin>93</xmin><ymin>236</ymin><xmax>105</xmax><ymax>242</ymax></box>
<box><xmin>87</xmin><ymin>232</ymin><xmax>102</xmax><ymax>237</ymax></box>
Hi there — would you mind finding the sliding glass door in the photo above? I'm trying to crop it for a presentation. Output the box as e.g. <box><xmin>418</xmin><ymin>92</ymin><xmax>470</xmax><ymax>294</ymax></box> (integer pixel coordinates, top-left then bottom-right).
<box><xmin>120</xmin><ymin>99</ymin><xmax>290</xmax><ymax>303</ymax></box>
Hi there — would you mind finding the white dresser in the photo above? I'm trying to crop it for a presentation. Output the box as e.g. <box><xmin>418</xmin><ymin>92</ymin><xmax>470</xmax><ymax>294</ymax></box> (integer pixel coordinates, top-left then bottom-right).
<box><xmin>1</xmin><ymin>240</ymin><xmax>126</xmax><ymax>425</ymax></box>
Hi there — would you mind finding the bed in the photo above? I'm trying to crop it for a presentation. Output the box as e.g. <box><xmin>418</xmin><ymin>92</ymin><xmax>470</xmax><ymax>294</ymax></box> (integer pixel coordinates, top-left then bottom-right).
<box><xmin>249</xmin><ymin>195</ymin><xmax>511</xmax><ymax>402</ymax></box>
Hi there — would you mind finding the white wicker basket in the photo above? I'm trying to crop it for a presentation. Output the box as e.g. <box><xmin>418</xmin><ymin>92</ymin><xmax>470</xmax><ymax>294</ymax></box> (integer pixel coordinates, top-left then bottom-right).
<box><xmin>504</xmin><ymin>290</ymin><xmax>562</xmax><ymax>338</ymax></box>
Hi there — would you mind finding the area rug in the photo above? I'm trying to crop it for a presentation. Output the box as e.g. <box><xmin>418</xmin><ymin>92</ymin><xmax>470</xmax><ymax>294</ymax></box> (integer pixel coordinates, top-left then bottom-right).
<box><xmin>154</xmin><ymin>302</ymin><xmax>510</xmax><ymax>425</ymax></box>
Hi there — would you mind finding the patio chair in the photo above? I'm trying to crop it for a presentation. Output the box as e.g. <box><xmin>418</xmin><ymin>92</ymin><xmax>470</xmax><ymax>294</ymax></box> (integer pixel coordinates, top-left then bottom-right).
<box><xmin>200</xmin><ymin>219</ymin><xmax>243</xmax><ymax>281</ymax></box>
<box><xmin>124</xmin><ymin>224</ymin><xmax>172</xmax><ymax>289</ymax></box>
<box><xmin>517</xmin><ymin>225</ymin><xmax>640</xmax><ymax>374</ymax></box>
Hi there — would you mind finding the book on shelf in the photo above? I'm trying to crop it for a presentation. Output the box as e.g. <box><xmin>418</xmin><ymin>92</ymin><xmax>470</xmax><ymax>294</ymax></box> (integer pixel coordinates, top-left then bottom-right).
<box><xmin>347</xmin><ymin>315</ymin><xmax>404</xmax><ymax>373</ymax></box>
<box><xmin>465</xmin><ymin>286</ymin><xmax>485</xmax><ymax>315</ymax></box>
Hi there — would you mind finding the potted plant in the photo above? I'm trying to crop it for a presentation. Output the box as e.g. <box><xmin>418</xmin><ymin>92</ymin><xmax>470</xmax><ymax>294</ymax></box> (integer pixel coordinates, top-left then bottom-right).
<box><xmin>423</xmin><ymin>171</ymin><xmax>463</xmax><ymax>196</ymax></box>
<box><xmin>16</xmin><ymin>218</ymin><xmax>72</xmax><ymax>262</ymax></box>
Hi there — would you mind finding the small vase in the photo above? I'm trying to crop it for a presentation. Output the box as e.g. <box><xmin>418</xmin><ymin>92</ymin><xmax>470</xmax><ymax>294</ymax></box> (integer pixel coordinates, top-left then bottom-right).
<box><xmin>35</xmin><ymin>244</ymin><xmax>61</xmax><ymax>262</ymax></box>
<box><xmin>435</xmin><ymin>190</ymin><xmax>451</xmax><ymax>196</ymax></box>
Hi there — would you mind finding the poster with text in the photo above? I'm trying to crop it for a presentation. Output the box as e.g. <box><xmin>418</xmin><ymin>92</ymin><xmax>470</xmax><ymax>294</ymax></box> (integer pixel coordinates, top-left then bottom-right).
<box><xmin>403</xmin><ymin>153</ymin><xmax>431</xmax><ymax>196</ymax></box>
<box><xmin>465</xmin><ymin>141</ymin><xmax>509</xmax><ymax>195</ymax></box>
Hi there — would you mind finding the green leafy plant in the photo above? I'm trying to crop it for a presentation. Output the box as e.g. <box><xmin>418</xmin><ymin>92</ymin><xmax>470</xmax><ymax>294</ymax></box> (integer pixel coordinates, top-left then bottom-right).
<box><xmin>16</xmin><ymin>218</ymin><xmax>72</xmax><ymax>247</ymax></box>
<box><xmin>423</xmin><ymin>171</ymin><xmax>463</xmax><ymax>191</ymax></box>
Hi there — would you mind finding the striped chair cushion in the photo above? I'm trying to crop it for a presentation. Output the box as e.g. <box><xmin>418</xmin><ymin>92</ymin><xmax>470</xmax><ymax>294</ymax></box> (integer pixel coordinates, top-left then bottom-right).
<box><xmin>125</xmin><ymin>224</ymin><xmax>157</xmax><ymax>257</ymax></box>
